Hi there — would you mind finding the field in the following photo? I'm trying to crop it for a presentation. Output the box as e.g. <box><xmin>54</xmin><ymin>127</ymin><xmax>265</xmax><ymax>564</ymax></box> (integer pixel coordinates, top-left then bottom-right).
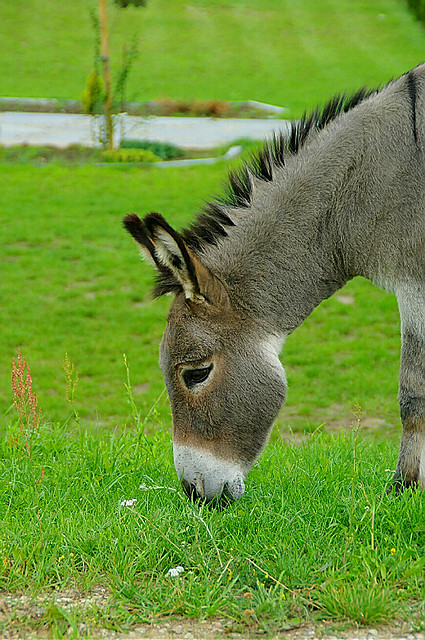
<box><xmin>2</xmin><ymin>0</ymin><xmax>425</xmax><ymax>637</ymax></box>
<box><xmin>1</xmin><ymin>150</ymin><xmax>420</xmax><ymax>640</ymax></box>
<box><xmin>0</xmin><ymin>0</ymin><xmax>424</xmax><ymax>116</ymax></box>
<box><xmin>2</xmin><ymin>418</ymin><xmax>425</xmax><ymax>637</ymax></box>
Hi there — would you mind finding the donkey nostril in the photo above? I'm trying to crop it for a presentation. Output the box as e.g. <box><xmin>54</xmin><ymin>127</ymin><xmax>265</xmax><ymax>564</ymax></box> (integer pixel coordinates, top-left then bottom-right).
<box><xmin>223</xmin><ymin>475</ymin><xmax>245</xmax><ymax>501</ymax></box>
<box><xmin>181</xmin><ymin>478</ymin><xmax>196</xmax><ymax>499</ymax></box>
<box><xmin>194</xmin><ymin>473</ymin><xmax>205</xmax><ymax>499</ymax></box>
<box><xmin>181</xmin><ymin>475</ymin><xmax>206</xmax><ymax>502</ymax></box>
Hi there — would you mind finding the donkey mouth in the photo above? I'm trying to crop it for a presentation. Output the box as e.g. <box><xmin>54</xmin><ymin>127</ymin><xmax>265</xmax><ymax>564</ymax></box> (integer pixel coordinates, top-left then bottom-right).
<box><xmin>174</xmin><ymin>444</ymin><xmax>246</xmax><ymax>505</ymax></box>
<box><xmin>181</xmin><ymin>474</ymin><xmax>245</xmax><ymax>505</ymax></box>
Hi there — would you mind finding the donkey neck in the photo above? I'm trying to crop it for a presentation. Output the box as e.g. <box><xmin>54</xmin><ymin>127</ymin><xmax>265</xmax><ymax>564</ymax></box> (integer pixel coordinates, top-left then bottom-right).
<box><xmin>197</xmin><ymin>70</ymin><xmax>419</xmax><ymax>336</ymax></box>
<box><xmin>205</xmin><ymin>145</ymin><xmax>358</xmax><ymax>335</ymax></box>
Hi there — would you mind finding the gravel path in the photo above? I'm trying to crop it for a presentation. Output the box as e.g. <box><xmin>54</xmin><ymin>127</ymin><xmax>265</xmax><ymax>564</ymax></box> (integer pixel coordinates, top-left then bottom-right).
<box><xmin>0</xmin><ymin>112</ymin><xmax>290</xmax><ymax>149</ymax></box>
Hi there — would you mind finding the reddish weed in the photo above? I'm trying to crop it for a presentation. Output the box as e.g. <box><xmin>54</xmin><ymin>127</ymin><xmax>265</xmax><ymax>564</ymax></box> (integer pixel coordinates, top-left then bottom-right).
<box><xmin>11</xmin><ymin>350</ymin><xmax>42</xmax><ymax>457</ymax></box>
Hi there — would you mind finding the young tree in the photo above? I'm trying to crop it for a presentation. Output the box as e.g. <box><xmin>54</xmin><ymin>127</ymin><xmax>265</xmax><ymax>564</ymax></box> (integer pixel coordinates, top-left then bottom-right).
<box><xmin>85</xmin><ymin>0</ymin><xmax>142</xmax><ymax>149</ymax></box>
<box><xmin>99</xmin><ymin>0</ymin><xmax>114</xmax><ymax>149</ymax></box>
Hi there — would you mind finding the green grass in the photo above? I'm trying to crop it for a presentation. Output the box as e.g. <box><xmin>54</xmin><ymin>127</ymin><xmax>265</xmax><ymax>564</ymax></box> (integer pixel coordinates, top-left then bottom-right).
<box><xmin>1</xmin><ymin>413</ymin><xmax>425</xmax><ymax>636</ymax></box>
<box><xmin>1</xmin><ymin>0</ymin><xmax>425</xmax><ymax>116</ymax></box>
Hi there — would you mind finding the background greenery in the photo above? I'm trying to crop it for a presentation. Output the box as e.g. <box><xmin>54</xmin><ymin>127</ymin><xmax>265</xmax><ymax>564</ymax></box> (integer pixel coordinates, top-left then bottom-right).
<box><xmin>0</xmin><ymin>0</ymin><xmax>424</xmax><ymax>116</ymax></box>
<box><xmin>407</xmin><ymin>0</ymin><xmax>425</xmax><ymax>23</ymax></box>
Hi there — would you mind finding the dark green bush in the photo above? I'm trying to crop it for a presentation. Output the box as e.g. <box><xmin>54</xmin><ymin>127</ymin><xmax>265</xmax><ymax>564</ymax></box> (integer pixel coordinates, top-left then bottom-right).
<box><xmin>406</xmin><ymin>0</ymin><xmax>425</xmax><ymax>22</ymax></box>
<box><xmin>114</xmin><ymin>0</ymin><xmax>147</xmax><ymax>7</ymax></box>
<box><xmin>120</xmin><ymin>139</ymin><xmax>185</xmax><ymax>160</ymax></box>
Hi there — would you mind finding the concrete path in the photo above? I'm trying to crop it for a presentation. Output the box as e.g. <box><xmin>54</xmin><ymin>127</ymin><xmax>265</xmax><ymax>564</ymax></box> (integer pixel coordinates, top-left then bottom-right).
<box><xmin>0</xmin><ymin>112</ymin><xmax>290</xmax><ymax>149</ymax></box>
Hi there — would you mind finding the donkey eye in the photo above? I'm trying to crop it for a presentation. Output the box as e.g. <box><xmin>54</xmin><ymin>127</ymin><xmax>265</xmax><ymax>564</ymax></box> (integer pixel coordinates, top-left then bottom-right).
<box><xmin>182</xmin><ymin>364</ymin><xmax>213</xmax><ymax>390</ymax></box>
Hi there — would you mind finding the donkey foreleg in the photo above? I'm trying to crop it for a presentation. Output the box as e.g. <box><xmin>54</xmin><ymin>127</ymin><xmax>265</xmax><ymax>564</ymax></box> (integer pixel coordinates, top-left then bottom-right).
<box><xmin>391</xmin><ymin>287</ymin><xmax>425</xmax><ymax>493</ymax></box>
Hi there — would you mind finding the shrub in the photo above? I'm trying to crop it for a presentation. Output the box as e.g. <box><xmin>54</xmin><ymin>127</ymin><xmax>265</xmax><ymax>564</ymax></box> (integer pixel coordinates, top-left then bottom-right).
<box><xmin>154</xmin><ymin>98</ymin><xmax>233</xmax><ymax>118</ymax></box>
<box><xmin>120</xmin><ymin>139</ymin><xmax>185</xmax><ymax>160</ymax></box>
<box><xmin>407</xmin><ymin>0</ymin><xmax>425</xmax><ymax>22</ymax></box>
<box><xmin>101</xmin><ymin>148</ymin><xmax>160</xmax><ymax>163</ymax></box>
<box><xmin>192</xmin><ymin>99</ymin><xmax>233</xmax><ymax>117</ymax></box>
<box><xmin>82</xmin><ymin>70</ymin><xmax>103</xmax><ymax>115</ymax></box>
<box><xmin>114</xmin><ymin>0</ymin><xmax>147</xmax><ymax>6</ymax></box>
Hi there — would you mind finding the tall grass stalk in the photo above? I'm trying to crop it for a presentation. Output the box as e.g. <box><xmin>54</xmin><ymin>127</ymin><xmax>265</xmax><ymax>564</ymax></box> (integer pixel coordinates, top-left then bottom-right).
<box><xmin>9</xmin><ymin>351</ymin><xmax>45</xmax><ymax>539</ymax></box>
<box><xmin>64</xmin><ymin>352</ymin><xmax>80</xmax><ymax>426</ymax></box>
<box><xmin>123</xmin><ymin>353</ymin><xmax>166</xmax><ymax>437</ymax></box>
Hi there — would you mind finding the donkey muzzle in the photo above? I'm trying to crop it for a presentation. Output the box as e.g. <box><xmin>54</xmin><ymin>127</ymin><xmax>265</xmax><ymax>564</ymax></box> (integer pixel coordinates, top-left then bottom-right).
<box><xmin>174</xmin><ymin>444</ymin><xmax>246</xmax><ymax>504</ymax></box>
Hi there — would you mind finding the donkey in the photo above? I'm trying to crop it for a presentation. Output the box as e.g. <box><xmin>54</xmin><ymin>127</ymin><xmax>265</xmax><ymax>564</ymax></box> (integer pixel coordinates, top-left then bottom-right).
<box><xmin>124</xmin><ymin>64</ymin><xmax>425</xmax><ymax>504</ymax></box>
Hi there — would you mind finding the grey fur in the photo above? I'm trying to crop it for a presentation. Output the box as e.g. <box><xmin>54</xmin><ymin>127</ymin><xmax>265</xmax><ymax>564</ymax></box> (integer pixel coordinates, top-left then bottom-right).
<box><xmin>124</xmin><ymin>65</ymin><xmax>425</xmax><ymax>502</ymax></box>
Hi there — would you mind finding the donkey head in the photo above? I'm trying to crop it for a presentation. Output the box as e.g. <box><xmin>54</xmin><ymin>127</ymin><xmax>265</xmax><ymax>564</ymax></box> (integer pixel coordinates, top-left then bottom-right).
<box><xmin>124</xmin><ymin>213</ymin><xmax>287</xmax><ymax>504</ymax></box>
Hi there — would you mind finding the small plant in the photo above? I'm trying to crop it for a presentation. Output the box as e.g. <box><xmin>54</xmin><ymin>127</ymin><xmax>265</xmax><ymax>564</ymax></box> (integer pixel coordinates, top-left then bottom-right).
<box><xmin>64</xmin><ymin>353</ymin><xmax>80</xmax><ymax>425</ymax></box>
<box><xmin>123</xmin><ymin>353</ymin><xmax>166</xmax><ymax>436</ymax></box>
<box><xmin>120</xmin><ymin>138</ymin><xmax>185</xmax><ymax>160</ymax></box>
<box><xmin>82</xmin><ymin>69</ymin><xmax>104</xmax><ymax>115</ymax></box>
<box><xmin>9</xmin><ymin>351</ymin><xmax>45</xmax><ymax>537</ymax></box>
<box><xmin>86</xmin><ymin>2</ymin><xmax>140</xmax><ymax>149</ymax></box>
<box><xmin>318</xmin><ymin>582</ymin><xmax>395</xmax><ymax>625</ymax></box>
<box><xmin>114</xmin><ymin>37</ymin><xmax>139</xmax><ymax>114</ymax></box>
<box><xmin>11</xmin><ymin>350</ymin><xmax>42</xmax><ymax>458</ymax></box>
<box><xmin>101</xmin><ymin>148</ymin><xmax>160</xmax><ymax>163</ymax></box>
<box><xmin>123</xmin><ymin>353</ymin><xmax>140</xmax><ymax>428</ymax></box>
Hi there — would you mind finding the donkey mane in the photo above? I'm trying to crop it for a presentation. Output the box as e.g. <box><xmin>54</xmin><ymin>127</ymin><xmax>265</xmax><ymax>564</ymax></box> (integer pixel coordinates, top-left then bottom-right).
<box><xmin>153</xmin><ymin>84</ymin><xmax>381</xmax><ymax>297</ymax></box>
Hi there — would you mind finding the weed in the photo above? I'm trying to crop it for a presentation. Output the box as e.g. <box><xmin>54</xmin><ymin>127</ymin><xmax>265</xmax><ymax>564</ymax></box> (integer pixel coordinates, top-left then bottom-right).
<box><xmin>123</xmin><ymin>354</ymin><xmax>166</xmax><ymax>444</ymax></box>
<box><xmin>9</xmin><ymin>351</ymin><xmax>46</xmax><ymax>539</ymax></box>
<box><xmin>11</xmin><ymin>350</ymin><xmax>43</xmax><ymax>458</ymax></box>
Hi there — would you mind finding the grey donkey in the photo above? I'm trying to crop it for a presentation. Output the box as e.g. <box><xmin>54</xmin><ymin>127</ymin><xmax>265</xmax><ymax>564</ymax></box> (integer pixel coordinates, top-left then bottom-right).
<box><xmin>124</xmin><ymin>64</ymin><xmax>425</xmax><ymax>504</ymax></box>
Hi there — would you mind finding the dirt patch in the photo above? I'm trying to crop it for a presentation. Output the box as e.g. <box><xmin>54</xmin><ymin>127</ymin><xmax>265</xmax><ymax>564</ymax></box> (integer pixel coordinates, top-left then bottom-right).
<box><xmin>1</xmin><ymin>589</ymin><xmax>424</xmax><ymax>639</ymax></box>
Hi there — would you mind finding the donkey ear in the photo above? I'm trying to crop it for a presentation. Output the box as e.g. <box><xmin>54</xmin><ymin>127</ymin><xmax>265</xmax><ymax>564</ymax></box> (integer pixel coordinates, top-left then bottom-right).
<box><xmin>123</xmin><ymin>212</ymin><xmax>230</xmax><ymax>306</ymax></box>
<box><xmin>143</xmin><ymin>213</ymin><xmax>205</xmax><ymax>301</ymax></box>
<box><xmin>123</xmin><ymin>212</ymin><xmax>159</xmax><ymax>267</ymax></box>
<box><xmin>124</xmin><ymin>212</ymin><xmax>204</xmax><ymax>301</ymax></box>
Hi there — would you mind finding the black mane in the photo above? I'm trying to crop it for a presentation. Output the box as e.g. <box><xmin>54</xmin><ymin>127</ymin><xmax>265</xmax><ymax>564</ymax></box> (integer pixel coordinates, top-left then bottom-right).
<box><xmin>182</xmin><ymin>86</ymin><xmax>378</xmax><ymax>254</ymax></box>
<box><xmin>153</xmin><ymin>84</ymin><xmax>379</xmax><ymax>296</ymax></box>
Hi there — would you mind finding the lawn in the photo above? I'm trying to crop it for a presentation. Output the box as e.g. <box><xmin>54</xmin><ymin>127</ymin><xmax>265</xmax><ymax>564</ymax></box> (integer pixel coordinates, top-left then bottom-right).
<box><xmin>0</xmin><ymin>162</ymin><xmax>415</xmax><ymax>638</ymax></box>
<box><xmin>1</xmin><ymin>415</ymin><xmax>425</xmax><ymax>637</ymax></box>
<box><xmin>0</xmin><ymin>0</ymin><xmax>424</xmax><ymax>116</ymax></box>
